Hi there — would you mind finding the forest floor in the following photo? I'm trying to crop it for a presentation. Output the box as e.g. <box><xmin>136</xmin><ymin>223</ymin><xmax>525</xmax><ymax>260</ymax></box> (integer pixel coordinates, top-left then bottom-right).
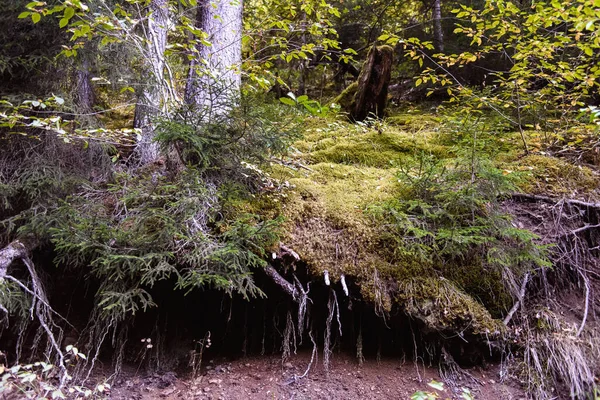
<box><xmin>110</xmin><ymin>352</ymin><xmax>526</xmax><ymax>400</ymax></box>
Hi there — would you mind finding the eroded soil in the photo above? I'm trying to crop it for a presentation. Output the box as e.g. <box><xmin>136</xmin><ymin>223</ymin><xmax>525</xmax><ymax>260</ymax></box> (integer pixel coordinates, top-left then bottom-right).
<box><xmin>110</xmin><ymin>352</ymin><xmax>525</xmax><ymax>400</ymax></box>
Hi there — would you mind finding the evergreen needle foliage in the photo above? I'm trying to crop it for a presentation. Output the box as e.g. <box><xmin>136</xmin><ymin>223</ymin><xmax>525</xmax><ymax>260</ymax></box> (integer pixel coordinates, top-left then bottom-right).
<box><xmin>370</xmin><ymin>150</ymin><xmax>550</xmax><ymax>313</ymax></box>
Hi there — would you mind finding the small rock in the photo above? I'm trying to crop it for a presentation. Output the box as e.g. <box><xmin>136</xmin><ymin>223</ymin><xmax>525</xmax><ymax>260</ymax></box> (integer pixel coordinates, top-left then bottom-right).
<box><xmin>203</xmin><ymin>387</ymin><xmax>211</xmax><ymax>393</ymax></box>
<box><xmin>284</xmin><ymin>362</ymin><xmax>293</xmax><ymax>369</ymax></box>
<box><xmin>208</xmin><ymin>379</ymin><xmax>222</xmax><ymax>385</ymax></box>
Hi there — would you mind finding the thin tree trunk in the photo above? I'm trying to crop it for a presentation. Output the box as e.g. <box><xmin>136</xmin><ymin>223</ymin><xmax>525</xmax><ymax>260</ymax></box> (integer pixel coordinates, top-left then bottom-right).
<box><xmin>432</xmin><ymin>0</ymin><xmax>444</xmax><ymax>52</ymax></box>
<box><xmin>184</xmin><ymin>0</ymin><xmax>243</xmax><ymax>117</ymax></box>
<box><xmin>133</xmin><ymin>0</ymin><xmax>169</xmax><ymax>165</ymax></box>
<box><xmin>75</xmin><ymin>55</ymin><xmax>95</xmax><ymax>115</ymax></box>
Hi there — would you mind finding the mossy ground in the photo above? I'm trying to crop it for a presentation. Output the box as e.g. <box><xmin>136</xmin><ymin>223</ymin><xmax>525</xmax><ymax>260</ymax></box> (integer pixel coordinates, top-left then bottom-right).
<box><xmin>256</xmin><ymin>106</ymin><xmax>600</xmax><ymax>336</ymax></box>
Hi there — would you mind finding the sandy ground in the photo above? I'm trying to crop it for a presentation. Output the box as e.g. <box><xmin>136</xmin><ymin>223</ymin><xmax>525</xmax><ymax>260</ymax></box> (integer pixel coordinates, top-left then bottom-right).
<box><xmin>110</xmin><ymin>352</ymin><xmax>526</xmax><ymax>400</ymax></box>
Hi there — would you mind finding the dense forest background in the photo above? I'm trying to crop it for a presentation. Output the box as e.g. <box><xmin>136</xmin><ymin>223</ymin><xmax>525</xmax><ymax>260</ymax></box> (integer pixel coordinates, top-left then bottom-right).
<box><xmin>1</xmin><ymin>0</ymin><xmax>600</xmax><ymax>398</ymax></box>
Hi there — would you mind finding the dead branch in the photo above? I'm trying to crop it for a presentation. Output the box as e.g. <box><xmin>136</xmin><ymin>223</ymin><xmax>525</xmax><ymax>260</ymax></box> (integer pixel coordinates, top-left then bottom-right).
<box><xmin>510</xmin><ymin>193</ymin><xmax>600</xmax><ymax>210</ymax></box>
<box><xmin>503</xmin><ymin>273</ymin><xmax>530</xmax><ymax>326</ymax></box>
<box><xmin>0</xmin><ymin>239</ymin><xmax>37</xmax><ymax>279</ymax></box>
<box><xmin>563</xmin><ymin>224</ymin><xmax>600</xmax><ymax>238</ymax></box>
<box><xmin>279</xmin><ymin>243</ymin><xmax>300</xmax><ymax>261</ymax></box>
<box><xmin>264</xmin><ymin>265</ymin><xmax>296</xmax><ymax>298</ymax></box>
<box><xmin>576</xmin><ymin>269</ymin><xmax>590</xmax><ymax>337</ymax></box>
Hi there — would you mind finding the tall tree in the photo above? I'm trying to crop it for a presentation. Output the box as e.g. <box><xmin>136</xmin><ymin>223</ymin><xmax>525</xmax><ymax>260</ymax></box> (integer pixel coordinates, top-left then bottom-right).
<box><xmin>133</xmin><ymin>0</ymin><xmax>171</xmax><ymax>164</ymax></box>
<box><xmin>432</xmin><ymin>0</ymin><xmax>444</xmax><ymax>52</ymax></box>
<box><xmin>185</xmin><ymin>0</ymin><xmax>243</xmax><ymax>117</ymax></box>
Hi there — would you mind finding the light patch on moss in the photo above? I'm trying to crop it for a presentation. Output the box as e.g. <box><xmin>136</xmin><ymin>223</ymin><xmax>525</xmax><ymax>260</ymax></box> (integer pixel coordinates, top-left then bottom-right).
<box><xmin>511</xmin><ymin>154</ymin><xmax>600</xmax><ymax>198</ymax></box>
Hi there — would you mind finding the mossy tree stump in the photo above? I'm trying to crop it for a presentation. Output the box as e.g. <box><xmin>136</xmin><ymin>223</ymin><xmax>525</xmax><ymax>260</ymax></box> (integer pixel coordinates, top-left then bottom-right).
<box><xmin>334</xmin><ymin>45</ymin><xmax>393</xmax><ymax>122</ymax></box>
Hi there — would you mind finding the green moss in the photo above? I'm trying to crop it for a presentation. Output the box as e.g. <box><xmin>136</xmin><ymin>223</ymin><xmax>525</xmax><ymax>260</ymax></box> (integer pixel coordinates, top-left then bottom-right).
<box><xmin>332</xmin><ymin>82</ymin><xmax>358</xmax><ymax>113</ymax></box>
<box><xmin>257</xmin><ymin>108</ymin><xmax>576</xmax><ymax>337</ymax></box>
<box><xmin>386</xmin><ymin>114</ymin><xmax>441</xmax><ymax>130</ymax></box>
<box><xmin>512</xmin><ymin>154</ymin><xmax>600</xmax><ymax>197</ymax></box>
<box><xmin>395</xmin><ymin>277</ymin><xmax>503</xmax><ymax>334</ymax></box>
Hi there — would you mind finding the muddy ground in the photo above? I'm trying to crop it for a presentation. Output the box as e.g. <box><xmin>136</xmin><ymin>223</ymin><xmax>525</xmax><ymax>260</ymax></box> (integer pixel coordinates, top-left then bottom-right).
<box><xmin>110</xmin><ymin>352</ymin><xmax>526</xmax><ymax>400</ymax></box>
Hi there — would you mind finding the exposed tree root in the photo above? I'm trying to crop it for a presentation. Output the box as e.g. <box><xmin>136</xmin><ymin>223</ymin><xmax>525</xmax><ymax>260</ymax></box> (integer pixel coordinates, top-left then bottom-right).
<box><xmin>511</xmin><ymin>193</ymin><xmax>600</xmax><ymax>210</ymax></box>
<box><xmin>0</xmin><ymin>238</ymin><xmax>37</xmax><ymax>279</ymax></box>
<box><xmin>506</xmin><ymin>191</ymin><xmax>600</xmax><ymax>398</ymax></box>
<box><xmin>503</xmin><ymin>273</ymin><xmax>529</xmax><ymax>326</ymax></box>
<box><xmin>323</xmin><ymin>288</ymin><xmax>342</xmax><ymax>376</ymax></box>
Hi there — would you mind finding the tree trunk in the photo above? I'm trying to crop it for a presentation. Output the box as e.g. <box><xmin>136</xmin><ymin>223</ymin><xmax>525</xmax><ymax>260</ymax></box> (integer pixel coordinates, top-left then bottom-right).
<box><xmin>133</xmin><ymin>0</ymin><xmax>169</xmax><ymax>165</ymax></box>
<box><xmin>184</xmin><ymin>0</ymin><xmax>243</xmax><ymax>117</ymax></box>
<box><xmin>75</xmin><ymin>54</ymin><xmax>95</xmax><ymax>115</ymax></box>
<box><xmin>337</xmin><ymin>45</ymin><xmax>393</xmax><ymax>122</ymax></box>
<box><xmin>432</xmin><ymin>0</ymin><xmax>444</xmax><ymax>52</ymax></box>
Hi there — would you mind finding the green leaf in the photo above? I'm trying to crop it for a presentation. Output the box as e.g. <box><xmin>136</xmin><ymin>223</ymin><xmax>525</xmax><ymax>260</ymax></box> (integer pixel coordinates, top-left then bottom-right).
<box><xmin>296</xmin><ymin>95</ymin><xmax>308</xmax><ymax>103</ymax></box>
<box><xmin>279</xmin><ymin>97</ymin><xmax>296</xmax><ymax>106</ymax></box>
<box><xmin>585</xmin><ymin>19</ymin><xmax>596</xmax><ymax>30</ymax></box>
<box><xmin>31</xmin><ymin>13</ymin><xmax>41</xmax><ymax>23</ymax></box>
<box><xmin>64</xmin><ymin>6</ymin><xmax>75</xmax><ymax>19</ymax></box>
<box><xmin>59</xmin><ymin>18</ymin><xmax>69</xmax><ymax>28</ymax></box>
<box><xmin>18</xmin><ymin>11</ymin><xmax>31</xmax><ymax>19</ymax></box>
<box><xmin>427</xmin><ymin>380</ymin><xmax>445</xmax><ymax>391</ymax></box>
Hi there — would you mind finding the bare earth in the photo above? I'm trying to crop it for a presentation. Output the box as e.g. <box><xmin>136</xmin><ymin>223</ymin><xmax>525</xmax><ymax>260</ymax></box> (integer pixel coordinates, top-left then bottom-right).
<box><xmin>110</xmin><ymin>352</ymin><xmax>526</xmax><ymax>400</ymax></box>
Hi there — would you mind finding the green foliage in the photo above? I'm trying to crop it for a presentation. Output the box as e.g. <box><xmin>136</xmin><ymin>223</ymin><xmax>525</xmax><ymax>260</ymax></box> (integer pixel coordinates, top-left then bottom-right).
<box><xmin>0</xmin><ymin>346</ymin><xmax>110</xmax><ymax>399</ymax></box>
<box><xmin>370</xmin><ymin>149</ymin><xmax>549</xmax><ymax>312</ymax></box>
<box><xmin>47</xmin><ymin>168</ymin><xmax>281</xmax><ymax>320</ymax></box>
<box><xmin>279</xmin><ymin>92</ymin><xmax>336</xmax><ymax>116</ymax></box>
<box><xmin>411</xmin><ymin>380</ymin><xmax>475</xmax><ymax>400</ymax></box>
<box><xmin>157</xmin><ymin>94</ymin><xmax>301</xmax><ymax>170</ymax></box>
<box><xmin>243</xmin><ymin>0</ymin><xmax>343</xmax><ymax>89</ymax></box>
<box><xmin>379</xmin><ymin>0</ymin><xmax>600</xmax><ymax>155</ymax></box>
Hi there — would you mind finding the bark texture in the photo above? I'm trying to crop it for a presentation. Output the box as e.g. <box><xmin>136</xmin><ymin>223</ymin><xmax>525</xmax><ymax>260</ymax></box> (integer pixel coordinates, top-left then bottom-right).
<box><xmin>75</xmin><ymin>55</ymin><xmax>95</xmax><ymax>114</ymax></box>
<box><xmin>185</xmin><ymin>0</ymin><xmax>243</xmax><ymax>117</ymax></box>
<box><xmin>133</xmin><ymin>0</ymin><xmax>169</xmax><ymax>165</ymax></box>
<box><xmin>432</xmin><ymin>0</ymin><xmax>444</xmax><ymax>52</ymax></box>
<box><xmin>337</xmin><ymin>45</ymin><xmax>393</xmax><ymax>122</ymax></box>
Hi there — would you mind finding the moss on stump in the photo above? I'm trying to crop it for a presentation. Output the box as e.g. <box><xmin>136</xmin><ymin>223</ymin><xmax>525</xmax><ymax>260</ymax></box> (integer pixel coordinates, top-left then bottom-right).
<box><xmin>334</xmin><ymin>45</ymin><xmax>394</xmax><ymax>122</ymax></box>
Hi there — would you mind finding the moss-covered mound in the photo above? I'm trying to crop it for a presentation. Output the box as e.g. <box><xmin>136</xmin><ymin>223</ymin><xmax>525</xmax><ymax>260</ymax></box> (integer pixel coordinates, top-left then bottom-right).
<box><xmin>265</xmin><ymin>108</ymin><xmax>600</xmax><ymax>339</ymax></box>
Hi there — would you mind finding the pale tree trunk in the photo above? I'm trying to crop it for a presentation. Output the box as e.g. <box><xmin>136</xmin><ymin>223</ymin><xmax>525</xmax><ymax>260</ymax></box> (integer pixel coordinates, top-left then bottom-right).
<box><xmin>432</xmin><ymin>0</ymin><xmax>444</xmax><ymax>52</ymax></box>
<box><xmin>185</xmin><ymin>0</ymin><xmax>243</xmax><ymax>117</ymax></box>
<box><xmin>133</xmin><ymin>0</ymin><xmax>170</xmax><ymax>165</ymax></box>
<box><xmin>75</xmin><ymin>55</ymin><xmax>95</xmax><ymax>115</ymax></box>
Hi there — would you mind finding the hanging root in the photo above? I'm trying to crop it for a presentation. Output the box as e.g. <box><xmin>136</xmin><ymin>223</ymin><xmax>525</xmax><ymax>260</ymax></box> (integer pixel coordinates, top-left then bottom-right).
<box><xmin>439</xmin><ymin>347</ymin><xmax>481</xmax><ymax>391</ymax></box>
<box><xmin>282</xmin><ymin>310</ymin><xmax>297</xmax><ymax>361</ymax></box>
<box><xmin>283</xmin><ymin>328</ymin><xmax>318</xmax><ymax>386</ymax></box>
<box><xmin>356</xmin><ymin>313</ymin><xmax>364</xmax><ymax>366</ymax></box>
<box><xmin>503</xmin><ymin>273</ymin><xmax>529</xmax><ymax>326</ymax></box>
<box><xmin>293</xmin><ymin>274</ymin><xmax>311</xmax><ymax>342</ymax></box>
<box><xmin>340</xmin><ymin>274</ymin><xmax>349</xmax><ymax>297</ymax></box>
<box><xmin>323</xmin><ymin>289</ymin><xmax>342</xmax><ymax>376</ymax></box>
<box><xmin>4</xmin><ymin>256</ymin><xmax>69</xmax><ymax>387</ymax></box>
<box><xmin>523</xmin><ymin>313</ymin><xmax>597</xmax><ymax>399</ymax></box>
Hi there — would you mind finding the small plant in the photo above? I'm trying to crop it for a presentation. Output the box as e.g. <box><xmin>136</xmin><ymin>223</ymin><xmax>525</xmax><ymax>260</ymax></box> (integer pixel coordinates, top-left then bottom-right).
<box><xmin>411</xmin><ymin>380</ymin><xmax>475</xmax><ymax>400</ymax></box>
<box><xmin>279</xmin><ymin>92</ymin><xmax>332</xmax><ymax>116</ymax></box>
<box><xmin>0</xmin><ymin>346</ymin><xmax>110</xmax><ymax>399</ymax></box>
<box><xmin>188</xmin><ymin>331</ymin><xmax>212</xmax><ymax>379</ymax></box>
